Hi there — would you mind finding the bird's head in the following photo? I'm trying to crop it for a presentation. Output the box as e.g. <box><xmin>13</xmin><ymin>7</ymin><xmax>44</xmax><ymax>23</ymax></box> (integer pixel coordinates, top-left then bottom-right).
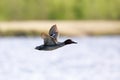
<box><xmin>64</xmin><ymin>39</ymin><xmax>77</xmax><ymax>45</ymax></box>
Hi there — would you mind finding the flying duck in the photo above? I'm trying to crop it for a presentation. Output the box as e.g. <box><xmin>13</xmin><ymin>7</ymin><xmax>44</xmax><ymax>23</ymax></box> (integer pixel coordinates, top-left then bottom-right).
<box><xmin>35</xmin><ymin>24</ymin><xmax>77</xmax><ymax>51</ymax></box>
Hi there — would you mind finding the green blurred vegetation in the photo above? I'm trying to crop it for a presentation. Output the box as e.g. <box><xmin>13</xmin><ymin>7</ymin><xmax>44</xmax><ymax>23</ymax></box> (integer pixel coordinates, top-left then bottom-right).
<box><xmin>0</xmin><ymin>0</ymin><xmax>120</xmax><ymax>20</ymax></box>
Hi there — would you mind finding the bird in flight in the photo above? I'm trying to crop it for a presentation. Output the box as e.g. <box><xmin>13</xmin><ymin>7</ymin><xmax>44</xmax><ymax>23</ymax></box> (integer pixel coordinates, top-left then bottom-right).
<box><xmin>35</xmin><ymin>24</ymin><xmax>77</xmax><ymax>51</ymax></box>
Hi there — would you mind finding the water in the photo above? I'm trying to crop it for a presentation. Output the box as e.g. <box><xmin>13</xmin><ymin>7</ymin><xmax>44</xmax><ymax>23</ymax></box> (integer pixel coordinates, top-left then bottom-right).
<box><xmin>0</xmin><ymin>36</ymin><xmax>120</xmax><ymax>80</ymax></box>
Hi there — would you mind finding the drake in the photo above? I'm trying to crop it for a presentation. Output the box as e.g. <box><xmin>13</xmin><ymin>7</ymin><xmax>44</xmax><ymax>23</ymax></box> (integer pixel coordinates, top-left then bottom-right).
<box><xmin>35</xmin><ymin>24</ymin><xmax>77</xmax><ymax>51</ymax></box>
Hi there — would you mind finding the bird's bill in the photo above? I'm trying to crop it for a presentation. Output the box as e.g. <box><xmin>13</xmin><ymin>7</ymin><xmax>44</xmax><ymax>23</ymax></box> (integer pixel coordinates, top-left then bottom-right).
<box><xmin>72</xmin><ymin>41</ymin><xmax>77</xmax><ymax>44</ymax></box>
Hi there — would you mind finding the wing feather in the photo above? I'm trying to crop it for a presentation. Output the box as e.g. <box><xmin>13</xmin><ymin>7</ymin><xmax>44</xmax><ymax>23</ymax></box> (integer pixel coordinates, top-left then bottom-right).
<box><xmin>41</xmin><ymin>33</ymin><xmax>56</xmax><ymax>45</ymax></box>
<box><xmin>49</xmin><ymin>24</ymin><xmax>59</xmax><ymax>42</ymax></box>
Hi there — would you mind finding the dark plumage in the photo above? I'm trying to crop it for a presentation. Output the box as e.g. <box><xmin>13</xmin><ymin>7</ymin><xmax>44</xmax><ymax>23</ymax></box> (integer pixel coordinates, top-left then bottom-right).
<box><xmin>35</xmin><ymin>24</ymin><xmax>77</xmax><ymax>51</ymax></box>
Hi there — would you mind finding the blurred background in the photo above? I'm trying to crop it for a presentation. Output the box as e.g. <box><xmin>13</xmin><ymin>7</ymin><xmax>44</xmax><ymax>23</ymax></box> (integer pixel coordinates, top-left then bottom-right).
<box><xmin>0</xmin><ymin>0</ymin><xmax>120</xmax><ymax>20</ymax></box>
<box><xmin>0</xmin><ymin>0</ymin><xmax>120</xmax><ymax>80</ymax></box>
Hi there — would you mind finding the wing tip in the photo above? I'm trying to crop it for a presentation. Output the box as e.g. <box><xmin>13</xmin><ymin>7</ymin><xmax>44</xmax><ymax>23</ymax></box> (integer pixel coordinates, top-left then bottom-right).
<box><xmin>41</xmin><ymin>33</ymin><xmax>48</xmax><ymax>38</ymax></box>
<box><xmin>52</xmin><ymin>24</ymin><xmax>57</xmax><ymax>28</ymax></box>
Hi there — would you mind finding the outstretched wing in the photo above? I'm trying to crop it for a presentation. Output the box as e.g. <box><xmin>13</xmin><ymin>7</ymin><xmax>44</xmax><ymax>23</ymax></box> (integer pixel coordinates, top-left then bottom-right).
<box><xmin>41</xmin><ymin>33</ymin><xmax>56</xmax><ymax>45</ymax></box>
<box><xmin>49</xmin><ymin>24</ymin><xmax>59</xmax><ymax>42</ymax></box>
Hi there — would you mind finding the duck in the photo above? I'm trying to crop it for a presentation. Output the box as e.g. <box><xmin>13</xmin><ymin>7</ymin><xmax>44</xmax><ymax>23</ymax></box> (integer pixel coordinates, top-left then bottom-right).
<box><xmin>35</xmin><ymin>24</ymin><xmax>77</xmax><ymax>51</ymax></box>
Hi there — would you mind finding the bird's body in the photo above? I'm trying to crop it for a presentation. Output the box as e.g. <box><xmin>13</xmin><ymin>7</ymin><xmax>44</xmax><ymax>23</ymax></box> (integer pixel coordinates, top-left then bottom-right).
<box><xmin>35</xmin><ymin>24</ymin><xmax>77</xmax><ymax>51</ymax></box>
<box><xmin>35</xmin><ymin>42</ymin><xmax>65</xmax><ymax>51</ymax></box>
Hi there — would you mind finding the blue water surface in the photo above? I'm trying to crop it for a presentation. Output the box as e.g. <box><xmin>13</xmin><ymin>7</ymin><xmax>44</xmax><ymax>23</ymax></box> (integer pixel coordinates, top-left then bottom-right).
<box><xmin>0</xmin><ymin>36</ymin><xmax>120</xmax><ymax>80</ymax></box>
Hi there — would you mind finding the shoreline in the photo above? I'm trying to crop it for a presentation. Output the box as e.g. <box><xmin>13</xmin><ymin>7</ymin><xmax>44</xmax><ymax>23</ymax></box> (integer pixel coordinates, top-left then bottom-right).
<box><xmin>0</xmin><ymin>20</ymin><xmax>120</xmax><ymax>36</ymax></box>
